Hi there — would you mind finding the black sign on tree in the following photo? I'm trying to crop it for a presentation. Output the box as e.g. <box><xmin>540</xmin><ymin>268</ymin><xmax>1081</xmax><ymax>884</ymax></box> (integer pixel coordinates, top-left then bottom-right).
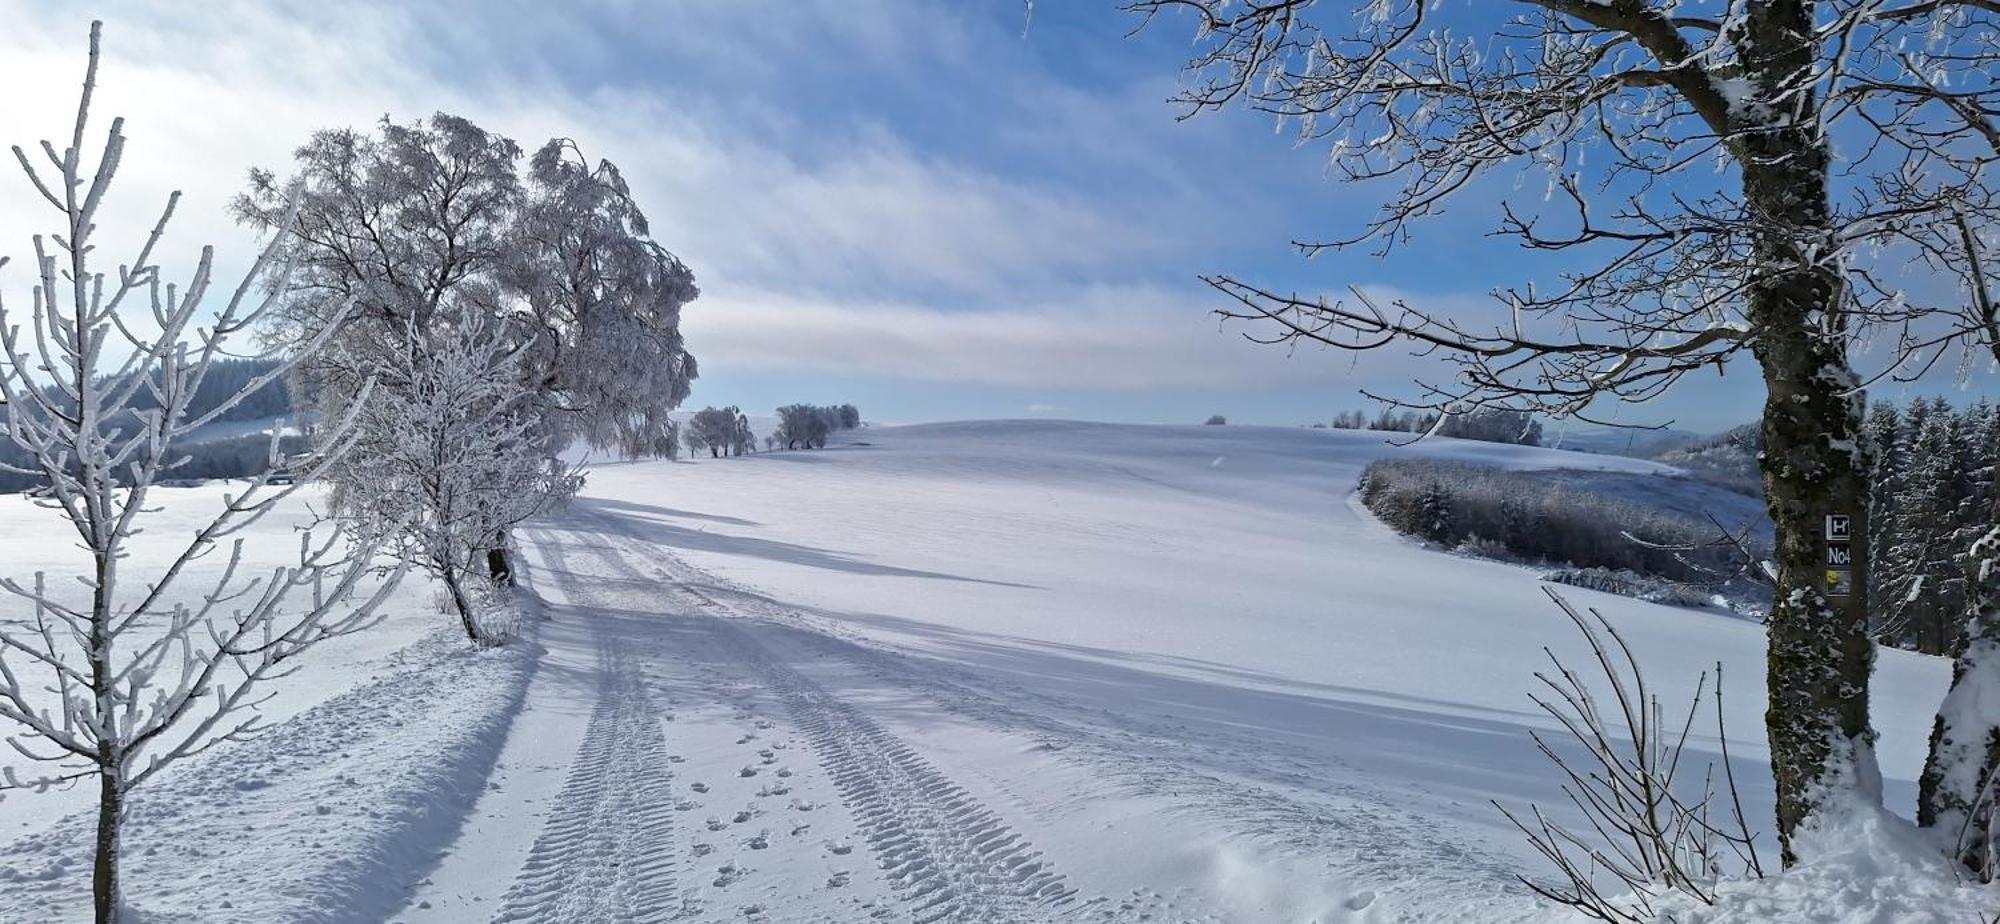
<box><xmin>1824</xmin><ymin>514</ymin><xmax>1853</xmax><ymax>597</ymax></box>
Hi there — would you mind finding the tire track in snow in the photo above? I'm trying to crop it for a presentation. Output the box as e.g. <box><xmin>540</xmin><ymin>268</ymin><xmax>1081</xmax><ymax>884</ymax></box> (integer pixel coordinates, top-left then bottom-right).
<box><xmin>491</xmin><ymin>544</ymin><xmax>683</xmax><ymax>923</ymax></box>
<box><xmin>583</xmin><ymin>513</ymin><xmax>1081</xmax><ymax>923</ymax></box>
<box><xmin>708</xmin><ymin>614</ymin><xmax>1078</xmax><ymax>922</ymax></box>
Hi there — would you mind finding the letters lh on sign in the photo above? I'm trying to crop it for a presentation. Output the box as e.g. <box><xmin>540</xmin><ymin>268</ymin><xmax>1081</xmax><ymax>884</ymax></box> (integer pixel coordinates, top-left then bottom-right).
<box><xmin>1824</xmin><ymin>514</ymin><xmax>1852</xmax><ymax>541</ymax></box>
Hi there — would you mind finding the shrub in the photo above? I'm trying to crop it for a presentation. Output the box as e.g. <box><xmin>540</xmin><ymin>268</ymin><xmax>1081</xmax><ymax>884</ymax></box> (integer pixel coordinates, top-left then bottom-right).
<box><xmin>1359</xmin><ymin>458</ymin><xmax>1763</xmax><ymax>597</ymax></box>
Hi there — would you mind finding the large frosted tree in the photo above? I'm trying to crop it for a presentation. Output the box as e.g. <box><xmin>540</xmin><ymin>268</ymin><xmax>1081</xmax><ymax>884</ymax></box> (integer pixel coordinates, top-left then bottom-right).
<box><xmin>0</xmin><ymin>24</ymin><xmax>395</xmax><ymax>922</ymax></box>
<box><xmin>238</xmin><ymin>114</ymin><xmax>699</xmax><ymax>585</ymax></box>
<box><xmin>1127</xmin><ymin>0</ymin><xmax>2000</xmax><ymax>864</ymax></box>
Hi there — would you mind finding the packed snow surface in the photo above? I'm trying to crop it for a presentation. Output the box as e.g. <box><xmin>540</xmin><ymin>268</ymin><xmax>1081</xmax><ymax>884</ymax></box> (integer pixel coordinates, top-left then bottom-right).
<box><xmin>0</xmin><ymin>419</ymin><xmax>1988</xmax><ymax>921</ymax></box>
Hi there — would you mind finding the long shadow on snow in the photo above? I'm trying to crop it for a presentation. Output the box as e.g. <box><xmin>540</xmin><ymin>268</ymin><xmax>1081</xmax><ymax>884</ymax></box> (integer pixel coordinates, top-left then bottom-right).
<box><xmin>671</xmin><ymin>577</ymin><xmax>1920</xmax><ymax>862</ymax></box>
<box><xmin>536</xmin><ymin>512</ymin><xmax>1859</xmax><ymax>877</ymax></box>
<box><xmin>578</xmin><ymin>498</ymin><xmax>1039</xmax><ymax>589</ymax></box>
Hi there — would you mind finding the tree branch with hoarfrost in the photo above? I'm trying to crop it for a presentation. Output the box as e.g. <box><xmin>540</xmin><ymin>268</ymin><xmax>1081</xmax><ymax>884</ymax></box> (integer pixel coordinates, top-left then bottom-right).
<box><xmin>1126</xmin><ymin>0</ymin><xmax>2000</xmax><ymax>866</ymax></box>
<box><xmin>325</xmin><ymin>311</ymin><xmax>577</xmax><ymax>645</ymax></box>
<box><xmin>0</xmin><ymin>23</ymin><xmax>397</xmax><ymax>923</ymax></box>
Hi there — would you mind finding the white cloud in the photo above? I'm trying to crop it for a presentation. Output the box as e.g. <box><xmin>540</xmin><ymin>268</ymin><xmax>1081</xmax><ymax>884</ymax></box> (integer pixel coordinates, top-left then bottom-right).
<box><xmin>684</xmin><ymin>283</ymin><xmax>1457</xmax><ymax>391</ymax></box>
<box><xmin>0</xmin><ymin>2</ymin><xmax>1179</xmax><ymax>302</ymax></box>
<box><xmin>0</xmin><ymin>1</ymin><xmax>1434</xmax><ymax>399</ymax></box>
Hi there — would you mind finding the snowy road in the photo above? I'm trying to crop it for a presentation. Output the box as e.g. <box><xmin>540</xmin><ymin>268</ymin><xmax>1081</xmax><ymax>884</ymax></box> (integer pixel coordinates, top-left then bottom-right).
<box><xmin>401</xmin><ymin>509</ymin><xmax>1215</xmax><ymax>923</ymax></box>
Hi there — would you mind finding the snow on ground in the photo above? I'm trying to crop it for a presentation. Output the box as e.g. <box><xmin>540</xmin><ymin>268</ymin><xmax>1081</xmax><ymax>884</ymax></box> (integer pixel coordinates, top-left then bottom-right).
<box><xmin>0</xmin><ymin>484</ymin><xmax>535</xmax><ymax>922</ymax></box>
<box><xmin>411</xmin><ymin>420</ymin><xmax>1973</xmax><ymax>922</ymax></box>
<box><xmin>0</xmin><ymin>420</ymin><xmax>1987</xmax><ymax>921</ymax></box>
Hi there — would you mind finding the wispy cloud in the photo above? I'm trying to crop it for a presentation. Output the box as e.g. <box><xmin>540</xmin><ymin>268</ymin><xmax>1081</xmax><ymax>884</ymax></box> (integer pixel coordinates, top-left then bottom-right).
<box><xmin>0</xmin><ymin>0</ymin><xmax>1480</xmax><ymax>417</ymax></box>
<box><xmin>685</xmin><ymin>283</ymin><xmax>1458</xmax><ymax>391</ymax></box>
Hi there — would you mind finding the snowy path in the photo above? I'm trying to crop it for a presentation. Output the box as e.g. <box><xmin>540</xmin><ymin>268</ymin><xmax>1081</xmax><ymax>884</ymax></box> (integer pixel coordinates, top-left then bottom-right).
<box><xmin>403</xmin><ymin>511</ymin><xmax>1157</xmax><ymax>923</ymax></box>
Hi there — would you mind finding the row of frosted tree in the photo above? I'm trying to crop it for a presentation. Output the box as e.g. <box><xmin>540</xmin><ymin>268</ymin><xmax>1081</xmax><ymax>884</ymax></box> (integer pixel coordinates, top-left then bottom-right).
<box><xmin>678</xmin><ymin>403</ymin><xmax>862</xmax><ymax>456</ymax></box>
<box><xmin>1323</xmin><ymin>406</ymin><xmax>1544</xmax><ymax>446</ymax></box>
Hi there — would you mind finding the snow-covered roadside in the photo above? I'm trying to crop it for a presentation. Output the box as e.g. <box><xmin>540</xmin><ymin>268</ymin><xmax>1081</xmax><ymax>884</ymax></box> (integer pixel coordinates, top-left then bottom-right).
<box><xmin>0</xmin><ymin>599</ymin><xmax>539</xmax><ymax>922</ymax></box>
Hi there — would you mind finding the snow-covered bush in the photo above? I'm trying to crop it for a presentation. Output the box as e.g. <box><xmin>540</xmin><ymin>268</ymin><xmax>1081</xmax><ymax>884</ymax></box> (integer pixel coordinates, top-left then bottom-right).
<box><xmin>1543</xmin><ymin>567</ymin><xmax>1717</xmax><ymax>609</ymax></box>
<box><xmin>1653</xmin><ymin>424</ymin><xmax>1762</xmax><ymax>497</ymax></box>
<box><xmin>1437</xmin><ymin>407</ymin><xmax>1541</xmax><ymax>446</ymax></box>
<box><xmin>0</xmin><ymin>24</ymin><xmax>395</xmax><ymax>921</ymax></box>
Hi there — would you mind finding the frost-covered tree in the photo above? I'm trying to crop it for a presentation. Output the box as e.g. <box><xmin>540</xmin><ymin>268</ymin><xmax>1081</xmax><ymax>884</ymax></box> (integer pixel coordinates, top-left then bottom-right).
<box><xmin>237</xmin><ymin>115</ymin><xmax>697</xmax><ymax>582</ymax></box>
<box><xmin>687</xmin><ymin>406</ymin><xmax>743</xmax><ymax>459</ymax></box>
<box><xmin>1439</xmin><ymin>408</ymin><xmax>1543</xmax><ymax>447</ymax></box>
<box><xmin>327</xmin><ymin>312</ymin><xmax>575</xmax><ymax>644</ymax></box>
<box><xmin>1129</xmin><ymin>0</ymin><xmax>2000</xmax><ymax>861</ymax></box>
<box><xmin>776</xmin><ymin>404</ymin><xmax>832</xmax><ymax>450</ymax></box>
<box><xmin>0</xmin><ymin>25</ymin><xmax>395</xmax><ymax>922</ymax></box>
<box><xmin>503</xmin><ymin>139</ymin><xmax>699</xmax><ymax>456</ymax></box>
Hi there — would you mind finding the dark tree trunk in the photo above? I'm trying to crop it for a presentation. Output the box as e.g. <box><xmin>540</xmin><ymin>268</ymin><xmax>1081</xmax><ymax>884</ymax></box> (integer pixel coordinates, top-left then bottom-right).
<box><xmin>443</xmin><ymin>567</ymin><xmax>483</xmax><ymax>644</ymax></box>
<box><xmin>485</xmin><ymin>529</ymin><xmax>514</xmax><ymax>588</ymax></box>
<box><xmin>1740</xmin><ymin>0</ymin><xmax>1878</xmax><ymax>867</ymax></box>
<box><xmin>94</xmin><ymin>768</ymin><xmax>124</xmax><ymax>924</ymax></box>
<box><xmin>486</xmin><ymin>547</ymin><xmax>514</xmax><ymax>588</ymax></box>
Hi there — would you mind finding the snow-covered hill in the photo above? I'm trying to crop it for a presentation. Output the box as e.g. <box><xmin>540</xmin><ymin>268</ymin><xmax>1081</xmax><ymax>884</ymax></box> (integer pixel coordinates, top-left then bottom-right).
<box><xmin>0</xmin><ymin>420</ymin><xmax>1976</xmax><ymax>922</ymax></box>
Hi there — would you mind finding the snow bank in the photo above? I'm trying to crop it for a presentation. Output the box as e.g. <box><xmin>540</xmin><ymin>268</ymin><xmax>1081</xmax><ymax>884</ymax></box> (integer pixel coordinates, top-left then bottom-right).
<box><xmin>1651</xmin><ymin>800</ymin><xmax>2000</xmax><ymax>923</ymax></box>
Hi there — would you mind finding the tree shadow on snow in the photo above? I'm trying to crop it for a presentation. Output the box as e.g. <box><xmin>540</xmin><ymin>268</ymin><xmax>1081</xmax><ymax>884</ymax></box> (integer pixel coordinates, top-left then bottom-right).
<box><xmin>574</xmin><ymin>498</ymin><xmax>1040</xmax><ymax>590</ymax></box>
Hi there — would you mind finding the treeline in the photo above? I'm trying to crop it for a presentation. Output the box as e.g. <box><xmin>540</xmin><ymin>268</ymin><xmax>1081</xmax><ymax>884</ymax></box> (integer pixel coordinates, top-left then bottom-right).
<box><xmin>675</xmin><ymin>403</ymin><xmax>863</xmax><ymax>456</ymax></box>
<box><xmin>130</xmin><ymin>357</ymin><xmax>293</xmax><ymax>425</ymax></box>
<box><xmin>0</xmin><ymin>359</ymin><xmax>299</xmax><ymax>493</ymax></box>
<box><xmin>1320</xmin><ymin>407</ymin><xmax>1543</xmax><ymax>446</ymax></box>
<box><xmin>1863</xmin><ymin>398</ymin><xmax>2000</xmax><ymax>654</ymax></box>
<box><xmin>1358</xmin><ymin>458</ymin><xmax>1761</xmax><ymax>600</ymax></box>
<box><xmin>1646</xmin><ymin>398</ymin><xmax>2000</xmax><ymax>654</ymax></box>
<box><xmin>1653</xmin><ymin>423</ymin><xmax>1762</xmax><ymax>495</ymax></box>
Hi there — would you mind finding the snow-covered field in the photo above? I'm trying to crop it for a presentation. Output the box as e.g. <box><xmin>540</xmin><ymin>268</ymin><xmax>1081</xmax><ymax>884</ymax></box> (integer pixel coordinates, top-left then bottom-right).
<box><xmin>0</xmin><ymin>420</ymin><xmax>1985</xmax><ymax>921</ymax></box>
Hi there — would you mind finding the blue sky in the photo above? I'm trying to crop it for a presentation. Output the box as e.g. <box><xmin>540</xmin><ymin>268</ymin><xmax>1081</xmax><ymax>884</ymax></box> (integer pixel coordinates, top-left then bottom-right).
<box><xmin>0</xmin><ymin>0</ymin><xmax>1985</xmax><ymax>435</ymax></box>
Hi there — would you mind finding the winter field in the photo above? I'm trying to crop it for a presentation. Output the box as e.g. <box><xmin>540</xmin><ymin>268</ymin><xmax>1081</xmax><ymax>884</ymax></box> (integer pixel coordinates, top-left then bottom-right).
<box><xmin>0</xmin><ymin>420</ymin><xmax>1982</xmax><ymax>922</ymax></box>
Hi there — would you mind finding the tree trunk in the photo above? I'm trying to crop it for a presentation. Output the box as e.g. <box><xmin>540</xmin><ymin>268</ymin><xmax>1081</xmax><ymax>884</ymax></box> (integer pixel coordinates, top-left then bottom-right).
<box><xmin>486</xmin><ymin>544</ymin><xmax>514</xmax><ymax>589</ymax></box>
<box><xmin>443</xmin><ymin>567</ymin><xmax>483</xmax><ymax>645</ymax></box>
<box><xmin>1740</xmin><ymin>0</ymin><xmax>1879</xmax><ymax>866</ymax></box>
<box><xmin>1918</xmin><ymin>494</ymin><xmax>2000</xmax><ymax>874</ymax></box>
<box><xmin>94</xmin><ymin>768</ymin><xmax>124</xmax><ymax>924</ymax></box>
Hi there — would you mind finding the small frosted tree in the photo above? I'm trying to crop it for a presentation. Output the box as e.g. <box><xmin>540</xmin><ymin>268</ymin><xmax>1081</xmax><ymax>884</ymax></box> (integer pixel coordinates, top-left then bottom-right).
<box><xmin>0</xmin><ymin>24</ymin><xmax>395</xmax><ymax>922</ymax></box>
<box><xmin>776</xmin><ymin>404</ymin><xmax>831</xmax><ymax>449</ymax></box>
<box><xmin>687</xmin><ymin>406</ymin><xmax>741</xmax><ymax>459</ymax></box>
<box><xmin>326</xmin><ymin>312</ymin><xmax>574</xmax><ymax>644</ymax></box>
